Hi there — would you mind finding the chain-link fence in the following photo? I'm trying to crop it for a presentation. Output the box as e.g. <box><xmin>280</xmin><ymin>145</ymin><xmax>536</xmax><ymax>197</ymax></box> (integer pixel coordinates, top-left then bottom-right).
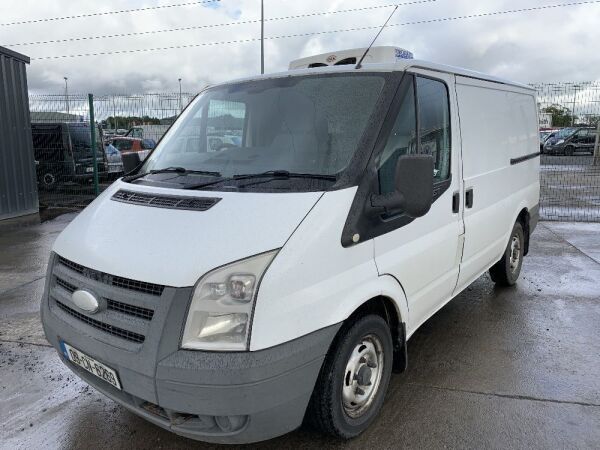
<box><xmin>29</xmin><ymin>92</ymin><xmax>195</xmax><ymax>209</ymax></box>
<box><xmin>29</xmin><ymin>83</ymin><xmax>600</xmax><ymax>221</ymax></box>
<box><xmin>531</xmin><ymin>82</ymin><xmax>600</xmax><ymax>222</ymax></box>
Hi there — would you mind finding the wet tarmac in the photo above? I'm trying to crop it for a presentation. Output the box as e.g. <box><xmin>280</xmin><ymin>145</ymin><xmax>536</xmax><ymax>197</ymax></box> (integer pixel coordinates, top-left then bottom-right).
<box><xmin>1</xmin><ymin>215</ymin><xmax>599</xmax><ymax>449</ymax></box>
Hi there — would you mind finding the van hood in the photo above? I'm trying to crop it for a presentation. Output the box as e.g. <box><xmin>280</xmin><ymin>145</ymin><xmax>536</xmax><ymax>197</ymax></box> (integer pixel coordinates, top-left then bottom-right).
<box><xmin>52</xmin><ymin>181</ymin><xmax>323</xmax><ymax>287</ymax></box>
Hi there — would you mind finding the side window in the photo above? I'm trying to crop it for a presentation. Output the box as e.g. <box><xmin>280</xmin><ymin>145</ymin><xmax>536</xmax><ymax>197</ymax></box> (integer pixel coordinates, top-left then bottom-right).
<box><xmin>417</xmin><ymin>76</ymin><xmax>451</xmax><ymax>181</ymax></box>
<box><xmin>115</xmin><ymin>140</ymin><xmax>133</xmax><ymax>151</ymax></box>
<box><xmin>377</xmin><ymin>77</ymin><xmax>417</xmax><ymax>194</ymax></box>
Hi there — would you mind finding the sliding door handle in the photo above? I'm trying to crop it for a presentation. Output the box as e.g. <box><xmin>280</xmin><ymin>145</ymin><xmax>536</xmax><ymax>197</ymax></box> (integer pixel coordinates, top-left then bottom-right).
<box><xmin>465</xmin><ymin>188</ymin><xmax>474</xmax><ymax>209</ymax></box>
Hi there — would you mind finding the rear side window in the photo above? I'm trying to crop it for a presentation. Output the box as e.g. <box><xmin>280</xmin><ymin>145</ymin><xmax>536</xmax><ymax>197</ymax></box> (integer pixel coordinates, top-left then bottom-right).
<box><xmin>417</xmin><ymin>77</ymin><xmax>451</xmax><ymax>181</ymax></box>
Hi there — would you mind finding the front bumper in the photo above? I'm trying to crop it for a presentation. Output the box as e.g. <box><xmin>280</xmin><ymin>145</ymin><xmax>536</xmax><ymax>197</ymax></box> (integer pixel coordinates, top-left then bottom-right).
<box><xmin>41</xmin><ymin>254</ymin><xmax>340</xmax><ymax>443</ymax></box>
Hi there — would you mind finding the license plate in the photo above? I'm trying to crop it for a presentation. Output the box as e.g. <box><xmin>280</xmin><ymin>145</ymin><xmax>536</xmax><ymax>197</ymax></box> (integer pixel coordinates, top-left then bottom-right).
<box><xmin>60</xmin><ymin>341</ymin><xmax>121</xmax><ymax>390</ymax></box>
<box><xmin>85</xmin><ymin>167</ymin><xmax>94</xmax><ymax>173</ymax></box>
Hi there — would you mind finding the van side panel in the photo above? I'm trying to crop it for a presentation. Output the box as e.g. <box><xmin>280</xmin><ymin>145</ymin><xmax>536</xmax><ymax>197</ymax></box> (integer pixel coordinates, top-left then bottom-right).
<box><xmin>454</xmin><ymin>78</ymin><xmax>539</xmax><ymax>293</ymax></box>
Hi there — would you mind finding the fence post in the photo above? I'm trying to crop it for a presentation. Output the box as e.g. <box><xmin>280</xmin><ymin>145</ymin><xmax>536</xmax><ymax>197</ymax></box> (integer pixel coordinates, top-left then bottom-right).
<box><xmin>594</xmin><ymin>121</ymin><xmax>600</xmax><ymax>166</ymax></box>
<box><xmin>88</xmin><ymin>93</ymin><xmax>99</xmax><ymax>195</ymax></box>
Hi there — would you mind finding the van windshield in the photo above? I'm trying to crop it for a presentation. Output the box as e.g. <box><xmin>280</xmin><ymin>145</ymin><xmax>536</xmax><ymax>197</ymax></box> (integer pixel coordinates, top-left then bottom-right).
<box><xmin>141</xmin><ymin>73</ymin><xmax>386</xmax><ymax>190</ymax></box>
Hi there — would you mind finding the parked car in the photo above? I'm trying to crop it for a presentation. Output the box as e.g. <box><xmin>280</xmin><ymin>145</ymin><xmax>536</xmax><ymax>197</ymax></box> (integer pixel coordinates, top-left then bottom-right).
<box><xmin>543</xmin><ymin>127</ymin><xmax>596</xmax><ymax>155</ymax></box>
<box><xmin>539</xmin><ymin>130</ymin><xmax>553</xmax><ymax>151</ymax></box>
<box><xmin>41</xmin><ymin>46</ymin><xmax>540</xmax><ymax>444</ymax></box>
<box><xmin>110</xmin><ymin>137</ymin><xmax>155</xmax><ymax>162</ymax></box>
<box><xmin>31</xmin><ymin>122</ymin><xmax>107</xmax><ymax>190</ymax></box>
<box><xmin>110</xmin><ymin>136</ymin><xmax>156</xmax><ymax>153</ymax></box>
<box><xmin>126</xmin><ymin>125</ymin><xmax>170</xmax><ymax>143</ymax></box>
<box><xmin>104</xmin><ymin>143</ymin><xmax>124</xmax><ymax>177</ymax></box>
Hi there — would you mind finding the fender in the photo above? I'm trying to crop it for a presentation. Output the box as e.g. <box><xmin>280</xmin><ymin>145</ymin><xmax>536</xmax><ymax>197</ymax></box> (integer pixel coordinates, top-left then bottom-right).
<box><xmin>329</xmin><ymin>273</ymin><xmax>409</xmax><ymax>331</ymax></box>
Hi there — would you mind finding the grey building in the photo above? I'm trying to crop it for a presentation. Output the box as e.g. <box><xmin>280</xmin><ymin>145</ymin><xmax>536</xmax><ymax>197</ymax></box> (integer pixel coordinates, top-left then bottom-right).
<box><xmin>0</xmin><ymin>46</ymin><xmax>38</xmax><ymax>221</ymax></box>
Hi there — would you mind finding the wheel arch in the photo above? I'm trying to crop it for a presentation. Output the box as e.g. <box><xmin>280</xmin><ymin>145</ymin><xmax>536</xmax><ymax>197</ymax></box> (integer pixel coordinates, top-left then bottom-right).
<box><xmin>339</xmin><ymin>275</ymin><xmax>409</xmax><ymax>373</ymax></box>
<box><xmin>515</xmin><ymin>206</ymin><xmax>531</xmax><ymax>255</ymax></box>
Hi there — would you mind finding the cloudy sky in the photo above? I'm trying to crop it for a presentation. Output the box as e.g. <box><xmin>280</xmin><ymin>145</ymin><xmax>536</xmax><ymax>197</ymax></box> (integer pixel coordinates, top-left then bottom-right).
<box><xmin>1</xmin><ymin>0</ymin><xmax>600</xmax><ymax>94</ymax></box>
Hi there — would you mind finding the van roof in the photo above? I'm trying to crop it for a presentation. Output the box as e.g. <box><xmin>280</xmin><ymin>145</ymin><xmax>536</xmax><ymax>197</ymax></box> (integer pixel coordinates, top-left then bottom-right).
<box><xmin>214</xmin><ymin>58</ymin><xmax>534</xmax><ymax>92</ymax></box>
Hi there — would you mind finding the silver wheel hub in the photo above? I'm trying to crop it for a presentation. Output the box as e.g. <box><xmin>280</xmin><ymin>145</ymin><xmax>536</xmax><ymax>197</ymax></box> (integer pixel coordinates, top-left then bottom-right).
<box><xmin>342</xmin><ymin>334</ymin><xmax>384</xmax><ymax>418</ymax></box>
<box><xmin>509</xmin><ymin>235</ymin><xmax>521</xmax><ymax>273</ymax></box>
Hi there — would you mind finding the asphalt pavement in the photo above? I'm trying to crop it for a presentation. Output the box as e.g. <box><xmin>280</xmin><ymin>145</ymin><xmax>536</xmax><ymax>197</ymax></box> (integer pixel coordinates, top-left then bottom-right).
<box><xmin>1</xmin><ymin>214</ymin><xmax>599</xmax><ymax>449</ymax></box>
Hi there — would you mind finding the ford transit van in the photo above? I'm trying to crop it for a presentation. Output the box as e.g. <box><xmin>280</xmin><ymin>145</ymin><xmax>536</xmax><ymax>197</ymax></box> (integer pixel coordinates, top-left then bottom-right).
<box><xmin>41</xmin><ymin>47</ymin><xmax>540</xmax><ymax>444</ymax></box>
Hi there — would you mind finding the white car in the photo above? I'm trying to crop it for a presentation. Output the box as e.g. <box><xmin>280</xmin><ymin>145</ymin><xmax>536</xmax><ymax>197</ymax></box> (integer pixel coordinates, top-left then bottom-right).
<box><xmin>104</xmin><ymin>143</ymin><xmax>124</xmax><ymax>175</ymax></box>
<box><xmin>41</xmin><ymin>47</ymin><xmax>539</xmax><ymax>444</ymax></box>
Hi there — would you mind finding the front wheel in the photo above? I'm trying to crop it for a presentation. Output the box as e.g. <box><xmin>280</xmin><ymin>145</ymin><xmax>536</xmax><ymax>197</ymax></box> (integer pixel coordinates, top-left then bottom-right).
<box><xmin>489</xmin><ymin>221</ymin><xmax>525</xmax><ymax>286</ymax></box>
<box><xmin>564</xmin><ymin>146</ymin><xmax>575</xmax><ymax>156</ymax></box>
<box><xmin>307</xmin><ymin>314</ymin><xmax>393</xmax><ymax>439</ymax></box>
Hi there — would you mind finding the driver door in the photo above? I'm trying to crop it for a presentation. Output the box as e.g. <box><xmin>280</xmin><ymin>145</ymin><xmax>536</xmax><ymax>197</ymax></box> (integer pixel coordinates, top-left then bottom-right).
<box><xmin>373</xmin><ymin>71</ymin><xmax>463</xmax><ymax>333</ymax></box>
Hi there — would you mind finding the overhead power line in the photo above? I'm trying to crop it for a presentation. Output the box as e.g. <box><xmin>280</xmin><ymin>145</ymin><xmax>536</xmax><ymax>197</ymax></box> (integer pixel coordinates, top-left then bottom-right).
<box><xmin>0</xmin><ymin>0</ymin><xmax>221</xmax><ymax>27</ymax></box>
<box><xmin>5</xmin><ymin>0</ymin><xmax>439</xmax><ymax>47</ymax></box>
<box><xmin>30</xmin><ymin>0</ymin><xmax>600</xmax><ymax>61</ymax></box>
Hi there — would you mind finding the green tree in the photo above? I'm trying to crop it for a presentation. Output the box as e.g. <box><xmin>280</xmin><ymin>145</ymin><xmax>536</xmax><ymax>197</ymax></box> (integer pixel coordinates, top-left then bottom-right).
<box><xmin>102</xmin><ymin>115</ymin><xmax>161</xmax><ymax>129</ymax></box>
<box><xmin>542</xmin><ymin>104</ymin><xmax>576</xmax><ymax>127</ymax></box>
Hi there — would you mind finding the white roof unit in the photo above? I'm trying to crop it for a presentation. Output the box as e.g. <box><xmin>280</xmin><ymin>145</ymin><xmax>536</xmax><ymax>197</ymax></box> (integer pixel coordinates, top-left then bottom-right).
<box><xmin>288</xmin><ymin>46</ymin><xmax>414</xmax><ymax>70</ymax></box>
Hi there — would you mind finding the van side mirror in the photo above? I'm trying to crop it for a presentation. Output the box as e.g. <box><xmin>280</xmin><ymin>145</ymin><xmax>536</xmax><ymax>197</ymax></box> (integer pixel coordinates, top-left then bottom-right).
<box><xmin>122</xmin><ymin>152</ymin><xmax>141</xmax><ymax>174</ymax></box>
<box><xmin>370</xmin><ymin>154</ymin><xmax>434</xmax><ymax>218</ymax></box>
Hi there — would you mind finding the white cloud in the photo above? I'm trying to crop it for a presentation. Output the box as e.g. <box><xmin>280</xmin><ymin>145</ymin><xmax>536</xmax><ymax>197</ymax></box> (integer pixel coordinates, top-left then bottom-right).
<box><xmin>1</xmin><ymin>0</ymin><xmax>600</xmax><ymax>94</ymax></box>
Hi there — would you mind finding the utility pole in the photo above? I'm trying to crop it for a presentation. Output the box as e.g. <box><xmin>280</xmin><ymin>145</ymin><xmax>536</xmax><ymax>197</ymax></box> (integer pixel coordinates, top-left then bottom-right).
<box><xmin>260</xmin><ymin>0</ymin><xmax>264</xmax><ymax>74</ymax></box>
<box><xmin>178</xmin><ymin>78</ymin><xmax>183</xmax><ymax>113</ymax></box>
<box><xmin>64</xmin><ymin>77</ymin><xmax>69</xmax><ymax>115</ymax></box>
<box><xmin>571</xmin><ymin>84</ymin><xmax>581</xmax><ymax>126</ymax></box>
<box><xmin>113</xmin><ymin>96</ymin><xmax>117</xmax><ymax>133</ymax></box>
<box><xmin>593</xmin><ymin>120</ymin><xmax>600</xmax><ymax>166</ymax></box>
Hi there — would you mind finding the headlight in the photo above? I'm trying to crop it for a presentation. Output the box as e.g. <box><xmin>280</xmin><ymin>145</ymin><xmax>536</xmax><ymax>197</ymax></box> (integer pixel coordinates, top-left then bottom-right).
<box><xmin>181</xmin><ymin>250</ymin><xmax>278</xmax><ymax>351</ymax></box>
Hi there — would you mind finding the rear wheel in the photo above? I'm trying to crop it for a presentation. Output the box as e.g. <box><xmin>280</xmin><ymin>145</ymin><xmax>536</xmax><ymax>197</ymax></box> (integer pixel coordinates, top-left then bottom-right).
<box><xmin>307</xmin><ymin>314</ymin><xmax>393</xmax><ymax>439</ymax></box>
<box><xmin>489</xmin><ymin>221</ymin><xmax>524</xmax><ymax>286</ymax></box>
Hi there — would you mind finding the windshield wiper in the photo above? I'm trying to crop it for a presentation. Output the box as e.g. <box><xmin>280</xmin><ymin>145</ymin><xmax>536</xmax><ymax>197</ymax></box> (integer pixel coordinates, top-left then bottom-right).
<box><xmin>183</xmin><ymin>170</ymin><xmax>336</xmax><ymax>190</ymax></box>
<box><xmin>123</xmin><ymin>167</ymin><xmax>222</xmax><ymax>183</ymax></box>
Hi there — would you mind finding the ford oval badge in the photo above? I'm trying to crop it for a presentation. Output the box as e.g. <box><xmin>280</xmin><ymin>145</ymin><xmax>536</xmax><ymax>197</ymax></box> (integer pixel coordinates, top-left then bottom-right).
<box><xmin>72</xmin><ymin>290</ymin><xmax>100</xmax><ymax>313</ymax></box>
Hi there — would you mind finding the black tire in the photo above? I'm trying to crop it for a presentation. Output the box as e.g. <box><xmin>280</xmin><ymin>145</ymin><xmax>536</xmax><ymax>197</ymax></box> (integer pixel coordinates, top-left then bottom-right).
<box><xmin>489</xmin><ymin>221</ymin><xmax>525</xmax><ymax>286</ymax></box>
<box><xmin>307</xmin><ymin>314</ymin><xmax>393</xmax><ymax>439</ymax></box>
<box><xmin>39</xmin><ymin>171</ymin><xmax>58</xmax><ymax>191</ymax></box>
<box><xmin>564</xmin><ymin>146</ymin><xmax>575</xmax><ymax>156</ymax></box>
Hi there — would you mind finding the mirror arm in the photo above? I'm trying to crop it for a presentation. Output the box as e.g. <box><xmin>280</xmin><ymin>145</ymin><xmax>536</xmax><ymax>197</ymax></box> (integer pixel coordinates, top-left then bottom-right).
<box><xmin>369</xmin><ymin>191</ymin><xmax>405</xmax><ymax>215</ymax></box>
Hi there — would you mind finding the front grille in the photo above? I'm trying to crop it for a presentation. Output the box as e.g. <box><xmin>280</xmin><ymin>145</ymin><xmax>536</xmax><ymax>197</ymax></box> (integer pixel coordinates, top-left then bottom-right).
<box><xmin>106</xmin><ymin>299</ymin><xmax>154</xmax><ymax>321</ymax></box>
<box><xmin>55</xmin><ymin>276</ymin><xmax>155</xmax><ymax>321</ymax></box>
<box><xmin>56</xmin><ymin>277</ymin><xmax>76</xmax><ymax>293</ymax></box>
<box><xmin>55</xmin><ymin>299</ymin><xmax>145</xmax><ymax>344</ymax></box>
<box><xmin>58</xmin><ymin>256</ymin><xmax>164</xmax><ymax>296</ymax></box>
<box><xmin>111</xmin><ymin>189</ymin><xmax>221</xmax><ymax>212</ymax></box>
<box><xmin>59</xmin><ymin>257</ymin><xmax>84</xmax><ymax>274</ymax></box>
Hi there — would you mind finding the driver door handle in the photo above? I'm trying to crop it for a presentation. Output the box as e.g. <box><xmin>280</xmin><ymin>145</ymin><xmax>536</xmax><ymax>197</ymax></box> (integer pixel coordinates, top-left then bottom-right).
<box><xmin>452</xmin><ymin>191</ymin><xmax>460</xmax><ymax>213</ymax></box>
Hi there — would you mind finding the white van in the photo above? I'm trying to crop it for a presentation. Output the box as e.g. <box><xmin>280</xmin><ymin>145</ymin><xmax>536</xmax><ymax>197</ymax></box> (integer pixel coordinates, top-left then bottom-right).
<box><xmin>41</xmin><ymin>47</ymin><xmax>540</xmax><ymax>444</ymax></box>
